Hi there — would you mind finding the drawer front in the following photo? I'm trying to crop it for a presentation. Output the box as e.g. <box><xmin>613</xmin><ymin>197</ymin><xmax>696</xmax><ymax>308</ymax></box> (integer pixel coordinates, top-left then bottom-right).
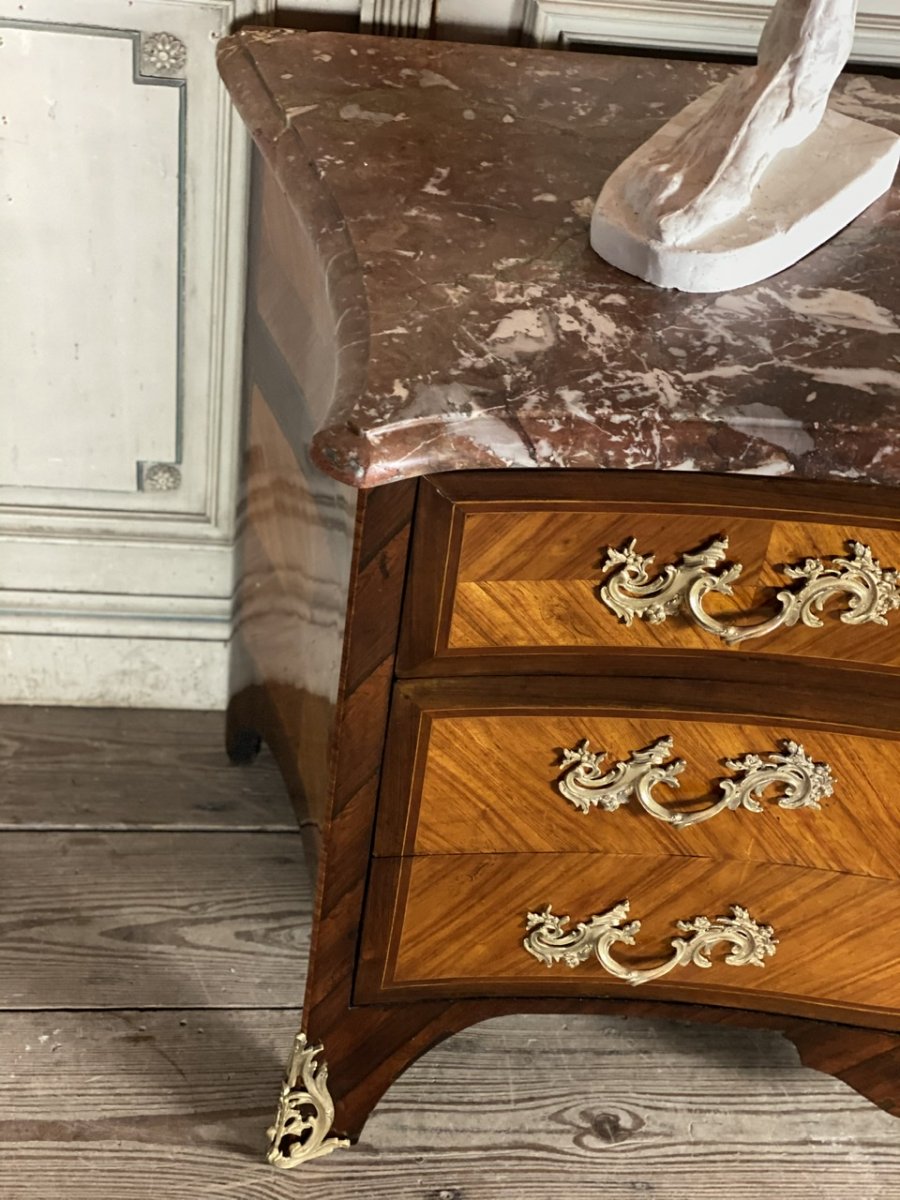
<box><xmin>398</xmin><ymin>474</ymin><xmax>900</xmax><ymax>675</ymax></box>
<box><xmin>357</xmin><ymin>851</ymin><xmax>900</xmax><ymax>1026</ymax></box>
<box><xmin>376</xmin><ymin>681</ymin><xmax>900</xmax><ymax>880</ymax></box>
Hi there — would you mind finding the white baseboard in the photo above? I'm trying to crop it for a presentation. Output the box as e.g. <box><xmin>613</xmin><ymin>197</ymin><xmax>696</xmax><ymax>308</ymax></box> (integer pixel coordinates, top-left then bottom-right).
<box><xmin>0</xmin><ymin>630</ymin><xmax>229</xmax><ymax>708</ymax></box>
<box><xmin>0</xmin><ymin>590</ymin><xmax>231</xmax><ymax>641</ymax></box>
<box><xmin>0</xmin><ymin>585</ymin><xmax>231</xmax><ymax>708</ymax></box>
<box><xmin>524</xmin><ymin>0</ymin><xmax>900</xmax><ymax>66</ymax></box>
<box><xmin>0</xmin><ymin>536</ymin><xmax>233</xmax><ymax>706</ymax></box>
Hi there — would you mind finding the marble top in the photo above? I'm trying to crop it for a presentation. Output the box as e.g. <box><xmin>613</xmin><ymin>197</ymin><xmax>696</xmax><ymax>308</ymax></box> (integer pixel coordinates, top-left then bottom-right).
<box><xmin>218</xmin><ymin>29</ymin><xmax>900</xmax><ymax>489</ymax></box>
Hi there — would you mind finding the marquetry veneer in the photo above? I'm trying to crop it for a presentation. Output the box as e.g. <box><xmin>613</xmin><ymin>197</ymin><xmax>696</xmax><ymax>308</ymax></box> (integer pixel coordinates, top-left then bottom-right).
<box><xmin>399</xmin><ymin>474</ymin><xmax>900</xmax><ymax>677</ymax></box>
<box><xmin>359</xmin><ymin>671</ymin><xmax>900</xmax><ymax>1022</ymax></box>
<box><xmin>358</xmin><ymin>852</ymin><xmax>900</xmax><ymax>1025</ymax></box>
<box><xmin>373</xmin><ymin>680</ymin><xmax>900</xmax><ymax>877</ymax></box>
<box><xmin>229</xmin><ymin>457</ymin><xmax>900</xmax><ymax>1167</ymax></box>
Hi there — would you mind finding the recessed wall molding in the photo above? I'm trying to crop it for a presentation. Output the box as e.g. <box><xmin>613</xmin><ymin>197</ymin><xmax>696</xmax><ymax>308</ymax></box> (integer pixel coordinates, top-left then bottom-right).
<box><xmin>523</xmin><ymin>0</ymin><xmax>900</xmax><ymax>66</ymax></box>
<box><xmin>0</xmin><ymin>0</ymin><xmax>268</xmax><ymax>530</ymax></box>
<box><xmin>0</xmin><ymin>589</ymin><xmax>231</xmax><ymax>642</ymax></box>
<box><xmin>0</xmin><ymin>0</ymin><xmax>271</xmax><ymax>705</ymax></box>
<box><xmin>360</xmin><ymin>0</ymin><xmax>434</xmax><ymax>36</ymax></box>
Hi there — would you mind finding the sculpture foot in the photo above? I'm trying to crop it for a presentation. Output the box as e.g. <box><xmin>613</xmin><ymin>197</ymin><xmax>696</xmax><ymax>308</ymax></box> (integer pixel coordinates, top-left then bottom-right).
<box><xmin>592</xmin><ymin>86</ymin><xmax>900</xmax><ymax>293</ymax></box>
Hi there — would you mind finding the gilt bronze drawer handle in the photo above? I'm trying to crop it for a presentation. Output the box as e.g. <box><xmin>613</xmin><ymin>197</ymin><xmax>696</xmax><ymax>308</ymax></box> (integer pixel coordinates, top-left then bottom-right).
<box><xmin>525</xmin><ymin>902</ymin><xmax>777</xmax><ymax>985</ymax></box>
<box><xmin>598</xmin><ymin>536</ymin><xmax>900</xmax><ymax>645</ymax></box>
<box><xmin>558</xmin><ymin>737</ymin><xmax>834</xmax><ymax>828</ymax></box>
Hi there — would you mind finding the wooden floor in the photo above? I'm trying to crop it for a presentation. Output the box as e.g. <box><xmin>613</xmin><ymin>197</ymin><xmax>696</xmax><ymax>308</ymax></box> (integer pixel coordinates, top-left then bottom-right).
<box><xmin>3</xmin><ymin>709</ymin><xmax>900</xmax><ymax>1199</ymax></box>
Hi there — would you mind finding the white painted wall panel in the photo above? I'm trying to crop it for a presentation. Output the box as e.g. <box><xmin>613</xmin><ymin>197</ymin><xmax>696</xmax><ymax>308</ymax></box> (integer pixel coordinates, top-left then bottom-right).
<box><xmin>281</xmin><ymin>1</ymin><xmax>900</xmax><ymax>54</ymax></box>
<box><xmin>1</xmin><ymin>26</ymin><xmax>180</xmax><ymax>492</ymax></box>
<box><xmin>0</xmin><ymin>0</ymin><xmax>269</xmax><ymax>707</ymax></box>
<box><xmin>433</xmin><ymin>0</ymin><xmax>523</xmax><ymax>39</ymax></box>
<box><xmin>523</xmin><ymin>0</ymin><xmax>900</xmax><ymax>65</ymax></box>
<box><xmin>0</xmin><ymin>0</ymin><xmax>260</xmax><ymax>526</ymax></box>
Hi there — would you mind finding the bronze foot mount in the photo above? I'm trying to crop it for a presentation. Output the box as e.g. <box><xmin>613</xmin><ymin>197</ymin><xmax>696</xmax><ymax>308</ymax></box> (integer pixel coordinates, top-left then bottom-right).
<box><xmin>266</xmin><ymin>1030</ymin><xmax>350</xmax><ymax>1169</ymax></box>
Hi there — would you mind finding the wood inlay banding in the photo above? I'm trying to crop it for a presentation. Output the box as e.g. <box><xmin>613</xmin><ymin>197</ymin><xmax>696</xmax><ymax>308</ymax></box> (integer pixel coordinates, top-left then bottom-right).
<box><xmin>360</xmin><ymin>851</ymin><xmax>900</xmax><ymax>1024</ymax></box>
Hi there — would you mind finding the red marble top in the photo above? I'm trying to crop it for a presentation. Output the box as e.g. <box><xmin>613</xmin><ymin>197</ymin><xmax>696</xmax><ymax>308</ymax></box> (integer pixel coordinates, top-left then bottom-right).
<box><xmin>219</xmin><ymin>29</ymin><xmax>900</xmax><ymax>488</ymax></box>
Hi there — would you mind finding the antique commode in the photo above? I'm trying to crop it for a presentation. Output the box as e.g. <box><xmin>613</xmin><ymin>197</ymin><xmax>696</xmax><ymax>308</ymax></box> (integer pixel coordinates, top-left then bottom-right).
<box><xmin>217</xmin><ymin>30</ymin><xmax>900</xmax><ymax>1167</ymax></box>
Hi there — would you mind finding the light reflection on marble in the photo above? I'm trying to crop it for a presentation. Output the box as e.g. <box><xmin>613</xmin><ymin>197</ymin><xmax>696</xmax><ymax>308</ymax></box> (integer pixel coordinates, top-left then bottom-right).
<box><xmin>219</xmin><ymin>30</ymin><xmax>900</xmax><ymax>489</ymax></box>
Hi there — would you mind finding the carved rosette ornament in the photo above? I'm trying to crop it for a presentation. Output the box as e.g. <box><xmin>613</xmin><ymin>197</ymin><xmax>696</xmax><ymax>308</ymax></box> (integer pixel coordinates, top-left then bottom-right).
<box><xmin>266</xmin><ymin>1032</ymin><xmax>349</xmax><ymax>1169</ymax></box>
<box><xmin>142</xmin><ymin>463</ymin><xmax>182</xmax><ymax>492</ymax></box>
<box><xmin>140</xmin><ymin>32</ymin><xmax>187</xmax><ymax>78</ymax></box>
<box><xmin>599</xmin><ymin>536</ymin><xmax>900</xmax><ymax>645</ymax></box>
<box><xmin>558</xmin><ymin>737</ymin><xmax>834</xmax><ymax>828</ymax></box>
<box><xmin>525</xmin><ymin>902</ymin><xmax>777</xmax><ymax>985</ymax></box>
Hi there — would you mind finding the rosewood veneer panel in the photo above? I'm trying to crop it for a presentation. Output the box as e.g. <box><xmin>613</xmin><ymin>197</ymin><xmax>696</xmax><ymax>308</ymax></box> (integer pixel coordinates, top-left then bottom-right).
<box><xmin>377</xmin><ymin>695</ymin><xmax>900</xmax><ymax>878</ymax></box>
<box><xmin>359</xmin><ymin>851</ymin><xmax>900</xmax><ymax>1025</ymax></box>
<box><xmin>399</xmin><ymin>473</ymin><xmax>900</xmax><ymax>678</ymax></box>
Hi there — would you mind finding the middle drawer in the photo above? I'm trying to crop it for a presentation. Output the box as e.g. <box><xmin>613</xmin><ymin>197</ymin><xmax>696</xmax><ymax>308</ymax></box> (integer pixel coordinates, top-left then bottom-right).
<box><xmin>374</xmin><ymin>677</ymin><xmax>900</xmax><ymax>879</ymax></box>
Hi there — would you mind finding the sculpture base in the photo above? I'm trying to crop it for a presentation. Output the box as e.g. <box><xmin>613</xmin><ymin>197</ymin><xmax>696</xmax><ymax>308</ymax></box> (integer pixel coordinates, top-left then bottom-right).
<box><xmin>591</xmin><ymin>88</ymin><xmax>900</xmax><ymax>293</ymax></box>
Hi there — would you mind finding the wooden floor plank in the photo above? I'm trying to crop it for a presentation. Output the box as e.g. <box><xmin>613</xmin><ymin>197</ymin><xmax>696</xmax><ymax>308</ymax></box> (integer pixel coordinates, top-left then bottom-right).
<box><xmin>1</xmin><ymin>1011</ymin><xmax>899</xmax><ymax>1199</ymax></box>
<box><xmin>0</xmin><ymin>832</ymin><xmax>310</xmax><ymax>1008</ymax></box>
<box><xmin>0</xmin><ymin>708</ymin><xmax>295</xmax><ymax>830</ymax></box>
<box><xmin>2</xmin><ymin>705</ymin><xmax>900</xmax><ymax>1196</ymax></box>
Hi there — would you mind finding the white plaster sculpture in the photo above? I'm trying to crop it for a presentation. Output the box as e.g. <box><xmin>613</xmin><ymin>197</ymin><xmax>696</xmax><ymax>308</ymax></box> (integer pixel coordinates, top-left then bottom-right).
<box><xmin>591</xmin><ymin>0</ymin><xmax>900</xmax><ymax>292</ymax></box>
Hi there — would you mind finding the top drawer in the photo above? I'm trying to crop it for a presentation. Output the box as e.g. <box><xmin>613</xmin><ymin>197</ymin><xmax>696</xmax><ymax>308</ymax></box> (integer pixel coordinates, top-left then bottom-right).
<box><xmin>398</xmin><ymin>471</ymin><xmax>900</xmax><ymax>677</ymax></box>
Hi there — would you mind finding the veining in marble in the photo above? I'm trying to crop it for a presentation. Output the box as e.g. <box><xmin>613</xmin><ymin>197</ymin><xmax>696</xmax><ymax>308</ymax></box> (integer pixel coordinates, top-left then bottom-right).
<box><xmin>773</xmin><ymin>287</ymin><xmax>899</xmax><ymax>333</ymax></box>
<box><xmin>218</xmin><ymin>30</ymin><xmax>900</xmax><ymax>490</ymax></box>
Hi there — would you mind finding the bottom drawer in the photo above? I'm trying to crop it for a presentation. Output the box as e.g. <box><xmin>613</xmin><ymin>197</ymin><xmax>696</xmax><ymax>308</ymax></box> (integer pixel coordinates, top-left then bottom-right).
<box><xmin>357</xmin><ymin>852</ymin><xmax>900</xmax><ymax>1028</ymax></box>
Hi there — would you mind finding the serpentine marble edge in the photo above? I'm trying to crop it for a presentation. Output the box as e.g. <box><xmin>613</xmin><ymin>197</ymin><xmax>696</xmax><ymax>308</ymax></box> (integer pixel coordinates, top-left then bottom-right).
<box><xmin>218</xmin><ymin>30</ymin><xmax>900</xmax><ymax>489</ymax></box>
